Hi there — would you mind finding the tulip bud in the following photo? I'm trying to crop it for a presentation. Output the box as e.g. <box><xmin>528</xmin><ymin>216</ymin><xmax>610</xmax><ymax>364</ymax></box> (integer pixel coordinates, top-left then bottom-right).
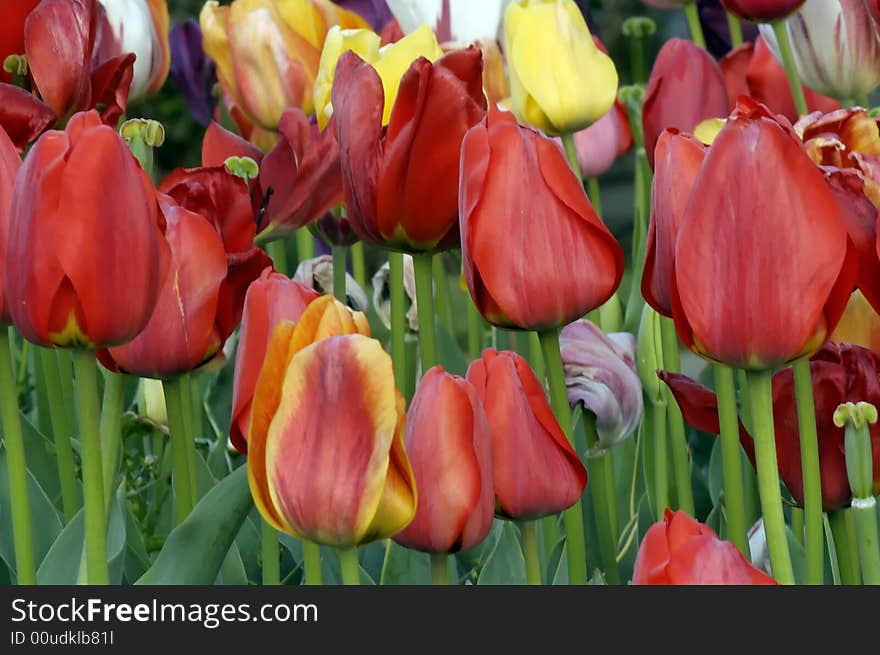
<box><xmin>141</xmin><ymin>377</ymin><xmax>168</xmax><ymax>426</ymax></box>
<box><xmin>560</xmin><ymin>320</ymin><xmax>644</xmax><ymax>452</ymax></box>
<box><xmin>636</xmin><ymin>305</ymin><xmax>665</xmax><ymax>405</ymax></box>
<box><xmin>720</xmin><ymin>0</ymin><xmax>805</xmax><ymax>22</ymax></box>
<box><xmin>504</xmin><ymin>0</ymin><xmax>618</xmax><ymax>135</ymax></box>
<box><xmin>394</xmin><ymin>366</ymin><xmax>494</xmax><ymax>553</ymax></box>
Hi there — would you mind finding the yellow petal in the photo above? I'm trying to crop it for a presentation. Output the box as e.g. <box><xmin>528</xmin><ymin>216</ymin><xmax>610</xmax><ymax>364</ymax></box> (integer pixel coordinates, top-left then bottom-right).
<box><xmin>200</xmin><ymin>1</ymin><xmax>238</xmax><ymax>100</ymax></box>
<box><xmin>275</xmin><ymin>0</ymin><xmax>325</xmax><ymax>49</ymax></box>
<box><xmin>314</xmin><ymin>26</ymin><xmax>382</xmax><ymax>129</ymax></box>
<box><xmin>694</xmin><ymin>118</ymin><xmax>726</xmax><ymax>145</ymax></box>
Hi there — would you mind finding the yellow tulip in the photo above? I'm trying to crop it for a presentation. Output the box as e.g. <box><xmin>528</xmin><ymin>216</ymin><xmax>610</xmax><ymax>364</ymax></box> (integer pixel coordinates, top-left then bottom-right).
<box><xmin>504</xmin><ymin>0</ymin><xmax>618</xmax><ymax>135</ymax></box>
<box><xmin>314</xmin><ymin>27</ymin><xmax>382</xmax><ymax>129</ymax></box>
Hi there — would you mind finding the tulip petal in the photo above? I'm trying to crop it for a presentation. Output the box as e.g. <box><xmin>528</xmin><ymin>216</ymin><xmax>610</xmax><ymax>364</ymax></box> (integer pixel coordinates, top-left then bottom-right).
<box><xmin>0</xmin><ymin>126</ymin><xmax>22</xmax><ymax>322</ymax></box>
<box><xmin>88</xmin><ymin>52</ymin><xmax>135</xmax><ymax>127</ymax></box>
<box><xmin>202</xmin><ymin>121</ymin><xmax>264</xmax><ymax>167</ymax></box>
<box><xmin>0</xmin><ymin>83</ymin><xmax>56</xmax><ymax>151</ymax></box>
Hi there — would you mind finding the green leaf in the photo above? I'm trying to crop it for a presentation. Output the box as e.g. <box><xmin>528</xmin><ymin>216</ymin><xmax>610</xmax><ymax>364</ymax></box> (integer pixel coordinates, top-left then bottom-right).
<box><xmin>123</xmin><ymin>501</ymin><xmax>151</xmax><ymax>583</ymax></box>
<box><xmin>136</xmin><ymin>465</ymin><xmax>253</xmax><ymax>585</ymax></box>
<box><xmin>477</xmin><ymin>521</ymin><xmax>526</xmax><ymax>585</ymax></box>
<box><xmin>436</xmin><ymin>323</ymin><xmax>468</xmax><ymax>377</ymax></box>
<box><xmin>20</xmin><ymin>413</ymin><xmax>65</xmax><ymax>506</ymax></box>
<box><xmin>218</xmin><ymin>542</ymin><xmax>249</xmax><ymax>585</ymax></box>
<box><xmin>0</xmin><ymin>447</ymin><xmax>63</xmax><ymax>579</ymax></box>
<box><xmin>379</xmin><ymin>540</ymin><xmax>431</xmax><ymax>585</ymax></box>
<box><xmin>550</xmin><ymin>541</ymin><xmax>568</xmax><ymax>585</ymax></box>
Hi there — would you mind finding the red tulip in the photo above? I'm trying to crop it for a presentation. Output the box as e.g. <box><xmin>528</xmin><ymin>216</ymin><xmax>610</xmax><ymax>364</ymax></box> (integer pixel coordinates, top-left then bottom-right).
<box><xmin>229</xmin><ymin>270</ymin><xmax>319</xmax><ymax>453</ymax></box>
<box><xmin>867</xmin><ymin>0</ymin><xmax>880</xmax><ymax>23</ymax></box>
<box><xmin>0</xmin><ymin>0</ymin><xmax>135</xmax><ymax>150</ymax></box>
<box><xmin>661</xmin><ymin>342</ymin><xmax>880</xmax><ymax>510</ymax></box>
<box><xmin>6</xmin><ymin>110</ymin><xmax>162</xmax><ymax>349</ymax></box>
<box><xmin>0</xmin><ymin>126</ymin><xmax>20</xmax><ymax>324</ymax></box>
<box><xmin>466</xmin><ymin>349</ymin><xmax>587</xmax><ymax>520</ymax></box>
<box><xmin>652</xmin><ymin>98</ymin><xmax>855</xmax><ymax>369</ymax></box>
<box><xmin>0</xmin><ymin>0</ymin><xmax>41</xmax><ymax>84</ymax></box>
<box><xmin>459</xmin><ymin>108</ymin><xmax>623</xmax><ymax>330</ymax></box>
<box><xmin>642</xmin><ymin>38</ymin><xmax>729</xmax><ymax>168</ymax></box>
<box><xmin>332</xmin><ymin>47</ymin><xmax>487</xmax><ymax>251</ymax></box>
<box><xmin>719</xmin><ymin>38</ymin><xmax>840</xmax><ymax>125</ymax></box>
<box><xmin>394</xmin><ymin>366</ymin><xmax>494</xmax><ymax>553</ymax></box>
<box><xmin>633</xmin><ymin>509</ymin><xmax>777</xmax><ymax>584</ymax></box>
<box><xmin>572</xmin><ymin>100</ymin><xmax>632</xmax><ymax>179</ymax></box>
<box><xmin>720</xmin><ymin>0</ymin><xmax>805</xmax><ymax>22</ymax></box>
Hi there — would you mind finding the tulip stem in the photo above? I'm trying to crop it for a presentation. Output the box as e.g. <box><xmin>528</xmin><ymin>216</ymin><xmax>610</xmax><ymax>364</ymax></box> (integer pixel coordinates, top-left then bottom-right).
<box><xmin>538</xmin><ymin>328</ymin><xmax>588</xmax><ymax>585</ymax></box>
<box><xmin>467</xmin><ymin>299</ymin><xmax>484</xmax><ymax>361</ymax></box>
<box><xmin>792</xmin><ymin>360</ymin><xmax>825</xmax><ymax>584</ymax></box>
<box><xmin>0</xmin><ymin>330</ymin><xmax>36</xmax><ymax>585</ymax></box>
<box><xmin>433</xmin><ymin>255</ymin><xmax>454</xmax><ymax>334</ymax></box>
<box><xmin>745</xmin><ymin>370</ymin><xmax>795</xmax><ymax>584</ymax></box>
<box><xmin>528</xmin><ymin>333</ymin><xmax>545</xmax><ymax>387</ymax></box>
<box><xmin>519</xmin><ymin>521</ymin><xmax>542</xmax><ymax>585</ymax></box>
<box><xmin>587</xmin><ymin>178</ymin><xmax>603</xmax><ymax>218</ymax></box>
<box><xmin>37</xmin><ymin>346</ymin><xmax>80</xmax><ymax>521</ymax></box>
<box><xmin>660</xmin><ymin>318</ymin><xmax>695</xmax><ymax>515</ymax></box>
<box><xmin>652</xmin><ymin>401</ymin><xmax>670</xmax><ymax>520</ymax></box>
<box><xmin>413</xmin><ymin>253</ymin><xmax>437</xmax><ymax>373</ymax></box>
<box><xmin>791</xmin><ymin>507</ymin><xmax>805</xmax><ymax>545</ymax></box>
<box><xmin>266</xmin><ymin>239</ymin><xmax>288</xmax><ymax>276</ymax></box>
<box><xmin>56</xmin><ymin>350</ymin><xmax>77</xmax><ymax>441</ymax></box>
<box><xmin>430</xmin><ymin>553</ymin><xmax>450</xmax><ymax>585</ymax></box>
<box><xmin>99</xmin><ymin>372</ymin><xmax>126</xmax><ymax>514</ymax></box>
<box><xmin>162</xmin><ymin>377</ymin><xmax>193</xmax><ymax>524</ymax></box>
<box><xmin>332</xmin><ymin>245</ymin><xmax>347</xmax><ymax>303</ymax></box>
<box><xmin>726</xmin><ymin>12</ymin><xmax>743</xmax><ymax>48</ymax></box>
<box><xmin>389</xmin><ymin>252</ymin><xmax>408</xmax><ymax>392</ymax></box>
<box><xmin>295</xmin><ymin>228</ymin><xmax>315</xmax><ymax>266</ymax></box>
<box><xmin>683</xmin><ymin>2</ymin><xmax>706</xmax><ymax>50</ymax></box>
<box><xmin>771</xmin><ymin>21</ymin><xmax>808</xmax><ymax>117</ymax></box>
<box><xmin>261</xmin><ymin>520</ymin><xmax>280</xmax><ymax>586</ymax></box>
<box><xmin>829</xmin><ymin>509</ymin><xmax>861</xmax><ymax>584</ymax></box>
<box><xmin>851</xmin><ymin>497</ymin><xmax>880</xmax><ymax>584</ymax></box>
<box><xmin>303</xmin><ymin>541</ymin><xmax>323</xmax><ymax>585</ymax></box>
<box><xmin>585</xmin><ymin>418</ymin><xmax>621</xmax><ymax>584</ymax></box>
<box><xmin>560</xmin><ymin>133</ymin><xmax>583</xmax><ymax>186</ymax></box>
<box><xmin>714</xmin><ymin>364</ymin><xmax>749</xmax><ymax>557</ymax></box>
<box><xmin>351</xmin><ymin>242</ymin><xmax>367</xmax><ymax>290</ymax></box>
<box><xmin>72</xmin><ymin>350</ymin><xmax>109</xmax><ymax>585</ymax></box>
<box><xmin>179</xmin><ymin>374</ymin><xmax>199</xmax><ymax>508</ymax></box>
<box><xmin>339</xmin><ymin>548</ymin><xmax>361</xmax><ymax>585</ymax></box>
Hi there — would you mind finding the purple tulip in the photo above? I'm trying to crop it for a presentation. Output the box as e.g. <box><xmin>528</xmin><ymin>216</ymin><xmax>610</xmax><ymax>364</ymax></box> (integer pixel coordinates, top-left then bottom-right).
<box><xmin>699</xmin><ymin>0</ymin><xmax>759</xmax><ymax>57</ymax></box>
<box><xmin>169</xmin><ymin>19</ymin><xmax>217</xmax><ymax>128</ymax></box>
<box><xmin>334</xmin><ymin>0</ymin><xmax>393</xmax><ymax>31</ymax></box>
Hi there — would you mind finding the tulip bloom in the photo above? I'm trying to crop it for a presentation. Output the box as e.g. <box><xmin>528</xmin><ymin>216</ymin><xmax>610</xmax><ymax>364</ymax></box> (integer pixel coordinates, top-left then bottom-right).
<box><xmin>387</xmin><ymin>0</ymin><xmax>507</xmax><ymax>44</ymax></box>
<box><xmin>169</xmin><ymin>19</ymin><xmax>217</xmax><ymax>127</ymax></box>
<box><xmin>459</xmin><ymin>109</ymin><xmax>623</xmax><ymax>330</ymax></box>
<box><xmin>720</xmin><ymin>0</ymin><xmax>805</xmax><ymax>21</ymax></box>
<box><xmin>649</xmin><ymin>99</ymin><xmax>855</xmax><ymax>369</ymax></box>
<box><xmin>99</xmin><ymin>0</ymin><xmax>170</xmax><ymax>101</ymax></box>
<box><xmin>229</xmin><ymin>273</ymin><xmax>321</xmax><ymax>453</ymax></box>
<box><xmin>0</xmin><ymin>126</ymin><xmax>20</xmax><ymax>324</ymax></box>
<box><xmin>868</xmin><ymin>0</ymin><xmax>880</xmax><ymax>22</ymax></box>
<box><xmin>394</xmin><ymin>366</ymin><xmax>494</xmax><ymax>553</ymax></box>
<box><xmin>467</xmin><ymin>349</ymin><xmax>587</xmax><ymax>519</ymax></box>
<box><xmin>332</xmin><ymin>43</ymin><xmax>486</xmax><ymax>251</ymax></box>
<box><xmin>560</xmin><ymin>320</ymin><xmax>643</xmax><ymax>451</ymax></box>
<box><xmin>662</xmin><ymin>342</ymin><xmax>880</xmax><ymax>510</ymax></box>
<box><xmin>6</xmin><ymin>111</ymin><xmax>162</xmax><ymax>349</ymax></box>
<box><xmin>759</xmin><ymin>0</ymin><xmax>880</xmax><ymax>102</ymax></box>
<box><xmin>643</xmin><ymin>38</ymin><xmax>729</xmax><ymax>168</ymax></box>
<box><xmin>248</xmin><ymin>331</ymin><xmax>416</xmax><ymax>546</ymax></box>
<box><xmin>633</xmin><ymin>509</ymin><xmax>777</xmax><ymax>584</ymax></box>
<box><xmin>0</xmin><ymin>0</ymin><xmax>40</xmax><ymax>83</ymax></box>
<box><xmin>200</xmin><ymin>0</ymin><xmax>367</xmax><ymax>131</ymax></box>
<box><xmin>334</xmin><ymin>0</ymin><xmax>392</xmax><ymax>30</ymax></box>
<box><xmin>504</xmin><ymin>0</ymin><xmax>617</xmax><ymax>135</ymax></box>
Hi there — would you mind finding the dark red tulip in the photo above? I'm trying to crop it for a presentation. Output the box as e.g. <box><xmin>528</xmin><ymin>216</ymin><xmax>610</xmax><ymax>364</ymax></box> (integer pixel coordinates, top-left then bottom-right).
<box><xmin>661</xmin><ymin>342</ymin><xmax>880</xmax><ymax>510</ymax></box>
<box><xmin>720</xmin><ymin>0</ymin><xmax>805</xmax><ymax>21</ymax></box>
<box><xmin>0</xmin><ymin>126</ymin><xmax>20</xmax><ymax>324</ymax></box>
<box><xmin>643</xmin><ymin>38</ymin><xmax>729</xmax><ymax>168</ymax></box>
<box><xmin>0</xmin><ymin>0</ymin><xmax>41</xmax><ymax>84</ymax></box>
<box><xmin>466</xmin><ymin>349</ymin><xmax>587</xmax><ymax>520</ymax></box>
<box><xmin>867</xmin><ymin>0</ymin><xmax>880</xmax><ymax>23</ymax></box>
<box><xmin>394</xmin><ymin>366</ymin><xmax>494</xmax><ymax>553</ymax></box>
<box><xmin>459</xmin><ymin>108</ymin><xmax>623</xmax><ymax>330</ymax></box>
<box><xmin>229</xmin><ymin>270</ymin><xmax>319</xmax><ymax>454</ymax></box>
<box><xmin>633</xmin><ymin>509</ymin><xmax>777</xmax><ymax>585</ymax></box>
<box><xmin>719</xmin><ymin>38</ymin><xmax>839</xmax><ymax>124</ymax></box>
<box><xmin>332</xmin><ymin>47</ymin><xmax>487</xmax><ymax>251</ymax></box>
<box><xmin>654</xmin><ymin>98</ymin><xmax>855</xmax><ymax>369</ymax></box>
<box><xmin>6</xmin><ymin>110</ymin><xmax>162</xmax><ymax>348</ymax></box>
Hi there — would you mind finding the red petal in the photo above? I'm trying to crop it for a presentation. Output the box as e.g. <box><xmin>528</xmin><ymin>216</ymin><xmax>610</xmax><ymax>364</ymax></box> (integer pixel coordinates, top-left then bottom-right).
<box><xmin>215</xmin><ymin>247</ymin><xmax>273</xmax><ymax>343</ymax></box>
<box><xmin>0</xmin><ymin>83</ymin><xmax>56</xmax><ymax>150</ymax></box>
<box><xmin>88</xmin><ymin>52</ymin><xmax>134</xmax><ymax>126</ymax></box>
<box><xmin>0</xmin><ymin>126</ymin><xmax>22</xmax><ymax>321</ymax></box>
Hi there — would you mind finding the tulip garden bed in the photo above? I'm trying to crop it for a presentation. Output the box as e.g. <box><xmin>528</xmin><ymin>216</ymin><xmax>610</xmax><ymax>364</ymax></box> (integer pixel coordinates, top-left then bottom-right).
<box><xmin>0</xmin><ymin>0</ymin><xmax>879</xmax><ymax>600</ymax></box>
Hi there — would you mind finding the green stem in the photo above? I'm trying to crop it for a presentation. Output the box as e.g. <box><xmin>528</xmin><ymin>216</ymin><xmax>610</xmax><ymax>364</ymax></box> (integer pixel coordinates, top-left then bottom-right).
<box><xmin>792</xmin><ymin>507</ymin><xmax>805</xmax><ymax>546</ymax></box>
<box><xmin>683</xmin><ymin>2</ymin><xmax>706</xmax><ymax>49</ymax></box>
<box><xmin>587</xmin><ymin>177</ymin><xmax>603</xmax><ymax>219</ymax></box>
<box><xmin>56</xmin><ymin>350</ymin><xmax>76</xmax><ymax>438</ymax></box>
<box><xmin>261</xmin><ymin>519</ymin><xmax>280</xmax><ymax>585</ymax></box>
<box><xmin>72</xmin><ymin>350</ymin><xmax>109</xmax><ymax>585</ymax></box>
<box><xmin>431</xmin><ymin>552</ymin><xmax>450</xmax><ymax>585</ymax></box>
<box><xmin>295</xmin><ymin>228</ymin><xmax>314</xmax><ymax>266</ymax></box>
<box><xmin>467</xmin><ymin>299</ymin><xmax>483</xmax><ymax>360</ymax></box>
<box><xmin>660</xmin><ymin>318</ymin><xmax>695</xmax><ymax>515</ymax></box>
<box><xmin>179</xmin><ymin>374</ymin><xmax>199</xmax><ymax>508</ymax></box>
<box><xmin>528</xmin><ymin>333</ymin><xmax>545</xmax><ymax>386</ymax></box>
<box><xmin>560</xmin><ymin>133</ymin><xmax>583</xmax><ymax>186</ymax></box>
<box><xmin>726</xmin><ymin>11</ymin><xmax>743</xmax><ymax>47</ymax></box>
<box><xmin>629</xmin><ymin>31</ymin><xmax>647</xmax><ymax>85</ymax></box>
<box><xmin>162</xmin><ymin>377</ymin><xmax>193</xmax><ymax>524</ymax></box>
<box><xmin>0</xmin><ymin>331</ymin><xmax>36</xmax><ymax>585</ymax></box>
<box><xmin>389</xmin><ymin>252</ymin><xmax>407</xmax><ymax>391</ymax></box>
<box><xmin>519</xmin><ymin>521</ymin><xmax>542</xmax><ymax>585</ymax></box>
<box><xmin>652</xmin><ymin>400</ymin><xmax>669</xmax><ymax>520</ymax></box>
<box><xmin>432</xmin><ymin>255</ymin><xmax>454</xmax><ymax>334</ymax></box>
<box><xmin>413</xmin><ymin>253</ymin><xmax>437</xmax><ymax>373</ymax></box>
<box><xmin>851</xmin><ymin>497</ymin><xmax>880</xmax><ymax>584</ymax></box>
<box><xmin>745</xmin><ymin>370</ymin><xmax>795</xmax><ymax>585</ymax></box>
<box><xmin>339</xmin><ymin>547</ymin><xmax>361</xmax><ymax>585</ymax></box>
<box><xmin>302</xmin><ymin>540</ymin><xmax>323</xmax><ymax>585</ymax></box>
<box><xmin>98</xmin><ymin>372</ymin><xmax>125</xmax><ymax>514</ymax></box>
<box><xmin>771</xmin><ymin>21</ymin><xmax>808</xmax><ymax>116</ymax></box>
<box><xmin>714</xmin><ymin>364</ymin><xmax>749</xmax><ymax>556</ymax></box>
<box><xmin>38</xmin><ymin>346</ymin><xmax>79</xmax><ymax>521</ymax></box>
<box><xmin>585</xmin><ymin>431</ymin><xmax>620</xmax><ymax>584</ymax></box>
<box><xmin>829</xmin><ymin>509</ymin><xmax>861</xmax><ymax>584</ymax></box>
<box><xmin>331</xmin><ymin>245</ymin><xmax>347</xmax><ymax>303</ymax></box>
<box><xmin>537</xmin><ymin>329</ymin><xmax>588</xmax><ymax>585</ymax></box>
<box><xmin>266</xmin><ymin>239</ymin><xmax>288</xmax><ymax>276</ymax></box>
<box><xmin>792</xmin><ymin>360</ymin><xmax>824</xmax><ymax>584</ymax></box>
<box><xmin>541</xmin><ymin>515</ymin><xmax>560</xmax><ymax>565</ymax></box>
<box><xmin>351</xmin><ymin>241</ymin><xmax>367</xmax><ymax>290</ymax></box>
